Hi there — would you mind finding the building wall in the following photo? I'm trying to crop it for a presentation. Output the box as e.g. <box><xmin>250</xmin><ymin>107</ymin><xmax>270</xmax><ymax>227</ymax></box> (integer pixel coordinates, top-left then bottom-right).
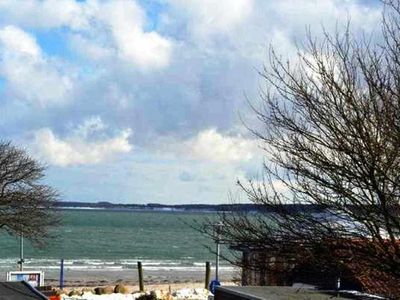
<box><xmin>241</xmin><ymin>251</ymin><xmax>293</xmax><ymax>286</ymax></box>
<box><xmin>240</xmin><ymin>250</ymin><xmax>360</xmax><ymax>290</ymax></box>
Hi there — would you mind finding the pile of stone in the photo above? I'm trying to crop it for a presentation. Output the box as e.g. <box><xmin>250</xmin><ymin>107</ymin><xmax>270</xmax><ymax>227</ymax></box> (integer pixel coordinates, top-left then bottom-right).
<box><xmin>54</xmin><ymin>284</ymin><xmax>212</xmax><ymax>300</ymax></box>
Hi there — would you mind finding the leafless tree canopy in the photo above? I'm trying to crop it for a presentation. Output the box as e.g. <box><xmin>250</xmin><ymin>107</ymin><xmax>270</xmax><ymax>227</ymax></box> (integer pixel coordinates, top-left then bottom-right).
<box><xmin>0</xmin><ymin>141</ymin><xmax>59</xmax><ymax>244</ymax></box>
<box><xmin>202</xmin><ymin>0</ymin><xmax>400</xmax><ymax>283</ymax></box>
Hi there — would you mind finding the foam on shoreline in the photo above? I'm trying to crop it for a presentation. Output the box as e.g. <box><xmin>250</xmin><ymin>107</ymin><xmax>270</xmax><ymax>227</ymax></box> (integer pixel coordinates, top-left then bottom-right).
<box><xmin>0</xmin><ymin>258</ymin><xmax>238</xmax><ymax>287</ymax></box>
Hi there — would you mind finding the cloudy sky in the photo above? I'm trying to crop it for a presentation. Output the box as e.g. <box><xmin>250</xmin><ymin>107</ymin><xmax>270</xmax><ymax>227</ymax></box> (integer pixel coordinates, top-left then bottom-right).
<box><xmin>0</xmin><ymin>0</ymin><xmax>382</xmax><ymax>204</ymax></box>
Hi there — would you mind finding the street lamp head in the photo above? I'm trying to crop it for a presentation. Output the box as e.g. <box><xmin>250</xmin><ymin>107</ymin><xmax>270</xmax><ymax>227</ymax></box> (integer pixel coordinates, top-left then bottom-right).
<box><xmin>213</xmin><ymin>222</ymin><xmax>224</xmax><ymax>242</ymax></box>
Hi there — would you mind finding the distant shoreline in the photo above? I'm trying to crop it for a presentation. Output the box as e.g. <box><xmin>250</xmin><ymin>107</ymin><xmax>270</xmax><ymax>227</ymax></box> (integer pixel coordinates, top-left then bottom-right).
<box><xmin>53</xmin><ymin>201</ymin><xmax>327</xmax><ymax>213</ymax></box>
<box><xmin>56</xmin><ymin>207</ymin><xmax>219</xmax><ymax>213</ymax></box>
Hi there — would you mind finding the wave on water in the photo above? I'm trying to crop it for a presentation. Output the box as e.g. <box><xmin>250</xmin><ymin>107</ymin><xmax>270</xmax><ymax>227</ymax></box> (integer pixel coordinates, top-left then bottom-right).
<box><xmin>0</xmin><ymin>258</ymin><xmax>234</xmax><ymax>272</ymax></box>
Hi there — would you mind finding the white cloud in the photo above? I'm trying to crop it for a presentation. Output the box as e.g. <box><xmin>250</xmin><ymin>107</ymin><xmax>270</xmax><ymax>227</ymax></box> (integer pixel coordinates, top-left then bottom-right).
<box><xmin>0</xmin><ymin>0</ymin><xmax>88</xmax><ymax>30</ymax></box>
<box><xmin>270</xmin><ymin>0</ymin><xmax>381</xmax><ymax>31</ymax></box>
<box><xmin>0</xmin><ymin>0</ymin><xmax>386</xmax><ymax>204</ymax></box>
<box><xmin>0</xmin><ymin>25</ymin><xmax>40</xmax><ymax>57</ymax></box>
<box><xmin>166</xmin><ymin>0</ymin><xmax>380</xmax><ymax>59</ymax></box>
<box><xmin>33</xmin><ymin>117</ymin><xmax>133</xmax><ymax>166</ymax></box>
<box><xmin>0</xmin><ymin>0</ymin><xmax>172</xmax><ymax>70</ymax></box>
<box><xmin>99</xmin><ymin>0</ymin><xmax>172</xmax><ymax>69</ymax></box>
<box><xmin>169</xmin><ymin>0</ymin><xmax>253</xmax><ymax>37</ymax></box>
<box><xmin>70</xmin><ymin>34</ymin><xmax>113</xmax><ymax>61</ymax></box>
<box><xmin>72</xmin><ymin>116</ymin><xmax>108</xmax><ymax>138</ymax></box>
<box><xmin>159</xmin><ymin>128</ymin><xmax>259</xmax><ymax>163</ymax></box>
<box><xmin>0</xmin><ymin>25</ymin><xmax>73</xmax><ymax>106</ymax></box>
<box><xmin>189</xmin><ymin>129</ymin><xmax>257</xmax><ymax>163</ymax></box>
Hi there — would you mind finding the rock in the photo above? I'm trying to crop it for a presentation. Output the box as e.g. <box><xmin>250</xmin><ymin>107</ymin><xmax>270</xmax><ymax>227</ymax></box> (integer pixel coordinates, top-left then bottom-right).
<box><xmin>114</xmin><ymin>284</ymin><xmax>128</xmax><ymax>294</ymax></box>
<box><xmin>81</xmin><ymin>287</ymin><xmax>94</xmax><ymax>295</ymax></box>
<box><xmin>103</xmin><ymin>286</ymin><xmax>114</xmax><ymax>294</ymax></box>
<box><xmin>53</xmin><ymin>289</ymin><xmax>66</xmax><ymax>296</ymax></box>
<box><xmin>94</xmin><ymin>287</ymin><xmax>105</xmax><ymax>295</ymax></box>
<box><xmin>68</xmin><ymin>289</ymin><xmax>80</xmax><ymax>296</ymax></box>
<box><xmin>94</xmin><ymin>286</ymin><xmax>114</xmax><ymax>295</ymax></box>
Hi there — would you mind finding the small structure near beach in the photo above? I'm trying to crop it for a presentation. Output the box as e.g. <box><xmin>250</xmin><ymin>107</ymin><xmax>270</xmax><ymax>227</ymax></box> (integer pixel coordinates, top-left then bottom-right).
<box><xmin>233</xmin><ymin>244</ymin><xmax>400</xmax><ymax>299</ymax></box>
<box><xmin>233</xmin><ymin>246</ymin><xmax>400</xmax><ymax>298</ymax></box>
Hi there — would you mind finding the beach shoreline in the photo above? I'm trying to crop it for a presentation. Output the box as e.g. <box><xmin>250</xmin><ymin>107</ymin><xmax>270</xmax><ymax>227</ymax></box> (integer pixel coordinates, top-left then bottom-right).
<box><xmin>42</xmin><ymin>267</ymin><xmax>238</xmax><ymax>288</ymax></box>
<box><xmin>0</xmin><ymin>264</ymin><xmax>239</xmax><ymax>289</ymax></box>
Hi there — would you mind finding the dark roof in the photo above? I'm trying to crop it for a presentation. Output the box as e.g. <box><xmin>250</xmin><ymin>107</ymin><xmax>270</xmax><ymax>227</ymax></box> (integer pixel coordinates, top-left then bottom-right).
<box><xmin>0</xmin><ymin>281</ymin><xmax>47</xmax><ymax>299</ymax></box>
<box><xmin>215</xmin><ymin>286</ymin><xmax>356</xmax><ymax>300</ymax></box>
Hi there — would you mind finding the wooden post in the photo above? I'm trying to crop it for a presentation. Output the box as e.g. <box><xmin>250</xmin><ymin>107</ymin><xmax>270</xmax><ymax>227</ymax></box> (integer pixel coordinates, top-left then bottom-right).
<box><xmin>18</xmin><ymin>234</ymin><xmax>24</xmax><ymax>271</ymax></box>
<box><xmin>205</xmin><ymin>261</ymin><xmax>211</xmax><ymax>289</ymax></box>
<box><xmin>137</xmin><ymin>261</ymin><xmax>144</xmax><ymax>292</ymax></box>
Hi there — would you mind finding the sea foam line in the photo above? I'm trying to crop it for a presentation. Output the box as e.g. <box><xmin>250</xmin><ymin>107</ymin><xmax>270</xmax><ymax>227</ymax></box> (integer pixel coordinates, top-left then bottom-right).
<box><xmin>0</xmin><ymin>258</ymin><xmax>233</xmax><ymax>271</ymax></box>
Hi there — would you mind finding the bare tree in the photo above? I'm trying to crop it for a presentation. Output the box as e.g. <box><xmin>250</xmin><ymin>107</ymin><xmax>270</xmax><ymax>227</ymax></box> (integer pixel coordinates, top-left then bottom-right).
<box><xmin>201</xmin><ymin>0</ymin><xmax>400</xmax><ymax>288</ymax></box>
<box><xmin>0</xmin><ymin>141</ymin><xmax>59</xmax><ymax>245</ymax></box>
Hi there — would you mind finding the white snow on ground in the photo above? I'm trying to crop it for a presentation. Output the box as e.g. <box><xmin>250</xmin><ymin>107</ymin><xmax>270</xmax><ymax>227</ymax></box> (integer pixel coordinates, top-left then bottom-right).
<box><xmin>341</xmin><ymin>290</ymin><xmax>386</xmax><ymax>299</ymax></box>
<box><xmin>61</xmin><ymin>288</ymin><xmax>212</xmax><ymax>300</ymax></box>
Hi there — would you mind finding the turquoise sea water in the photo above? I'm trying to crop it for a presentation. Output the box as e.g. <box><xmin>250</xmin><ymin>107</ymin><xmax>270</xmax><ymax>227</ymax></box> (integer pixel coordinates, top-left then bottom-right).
<box><xmin>0</xmin><ymin>209</ymin><xmax>234</xmax><ymax>282</ymax></box>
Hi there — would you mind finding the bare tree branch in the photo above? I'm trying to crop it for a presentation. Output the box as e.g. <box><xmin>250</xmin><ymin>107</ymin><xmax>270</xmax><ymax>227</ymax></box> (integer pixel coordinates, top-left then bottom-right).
<box><xmin>200</xmin><ymin>0</ymin><xmax>400</xmax><ymax>293</ymax></box>
<box><xmin>0</xmin><ymin>141</ymin><xmax>60</xmax><ymax>246</ymax></box>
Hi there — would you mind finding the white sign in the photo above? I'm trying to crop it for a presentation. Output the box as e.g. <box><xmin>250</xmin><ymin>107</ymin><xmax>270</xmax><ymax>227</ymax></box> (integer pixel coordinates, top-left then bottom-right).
<box><xmin>6</xmin><ymin>271</ymin><xmax>44</xmax><ymax>287</ymax></box>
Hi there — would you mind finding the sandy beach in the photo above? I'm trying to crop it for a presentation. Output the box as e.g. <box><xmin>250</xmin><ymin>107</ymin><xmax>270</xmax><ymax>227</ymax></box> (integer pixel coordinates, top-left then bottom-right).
<box><xmin>41</xmin><ymin>267</ymin><xmax>239</xmax><ymax>288</ymax></box>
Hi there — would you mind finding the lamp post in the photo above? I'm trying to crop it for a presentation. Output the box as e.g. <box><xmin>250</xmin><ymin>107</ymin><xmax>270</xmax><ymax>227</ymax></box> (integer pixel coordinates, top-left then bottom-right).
<box><xmin>213</xmin><ymin>222</ymin><xmax>224</xmax><ymax>281</ymax></box>
<box><xmin>209</xmin><ymin>222</ymin><xmax>224</xmax><ymax>294</ymax></box>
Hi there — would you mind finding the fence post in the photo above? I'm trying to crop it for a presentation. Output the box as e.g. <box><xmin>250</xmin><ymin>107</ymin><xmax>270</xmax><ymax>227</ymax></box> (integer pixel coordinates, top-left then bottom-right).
<box><xmin>59</xmin><ymin>258</ymin><xmax>64</xmax><ymax>290</ymax></box>
<box><xmin>137</xmin><ymin>261</ymin><xmax>144</xmax><ymax>292</ymax></box>
<box><xmin>205</xmin><ymin>261</ymin><xmax>211</xmax><ymax>289</ymax></box>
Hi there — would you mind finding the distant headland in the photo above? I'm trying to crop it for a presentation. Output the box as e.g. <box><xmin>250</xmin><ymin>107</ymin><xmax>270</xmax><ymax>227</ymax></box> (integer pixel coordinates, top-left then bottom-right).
<box><xmin>54</xmin><ymin>201</ymin><xmax>326</xmax><ymax>213</ymax></box>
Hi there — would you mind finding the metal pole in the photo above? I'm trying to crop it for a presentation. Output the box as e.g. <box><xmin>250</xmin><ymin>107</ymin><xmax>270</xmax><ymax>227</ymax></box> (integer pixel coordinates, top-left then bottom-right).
<box><xmin>214</xmin><ymin>222</ymin><xmax>223</xmax><ymax>281</ymax></box>
<box><xmin>215</xmin><ymin>241</ymin><xmax>220</xmax><ymax>281</ymax></box>
<box><xmin>60</xmin><ymin>259</ymin><xmax>64</xmax><ymax>289</ymax></box>
<box><xmin>19</xmin><ymin>234</ymin><xmax>24</xmax><ymax>271</ymax></box>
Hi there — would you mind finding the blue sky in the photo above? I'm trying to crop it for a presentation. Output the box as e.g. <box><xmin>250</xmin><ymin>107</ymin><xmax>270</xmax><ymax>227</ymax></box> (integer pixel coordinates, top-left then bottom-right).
<box><xmin>0</xmin><ymin>0</ymin><xmax>383</xmax><ymax>204</ymax></box>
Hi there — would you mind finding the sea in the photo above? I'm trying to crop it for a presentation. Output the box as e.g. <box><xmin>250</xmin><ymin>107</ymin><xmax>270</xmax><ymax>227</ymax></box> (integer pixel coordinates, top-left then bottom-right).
<box><xmin>0</xmin><ymin>209</ymin><xmax>237</xmax><ymax>285</ymax></box>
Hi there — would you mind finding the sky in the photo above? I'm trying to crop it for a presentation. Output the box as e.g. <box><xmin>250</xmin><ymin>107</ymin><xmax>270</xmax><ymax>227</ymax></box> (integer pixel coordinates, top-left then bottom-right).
<box><xmin>0</xmin><ymin>0</ymin><xmax>383</xmax><ymax>204</ymax></box>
